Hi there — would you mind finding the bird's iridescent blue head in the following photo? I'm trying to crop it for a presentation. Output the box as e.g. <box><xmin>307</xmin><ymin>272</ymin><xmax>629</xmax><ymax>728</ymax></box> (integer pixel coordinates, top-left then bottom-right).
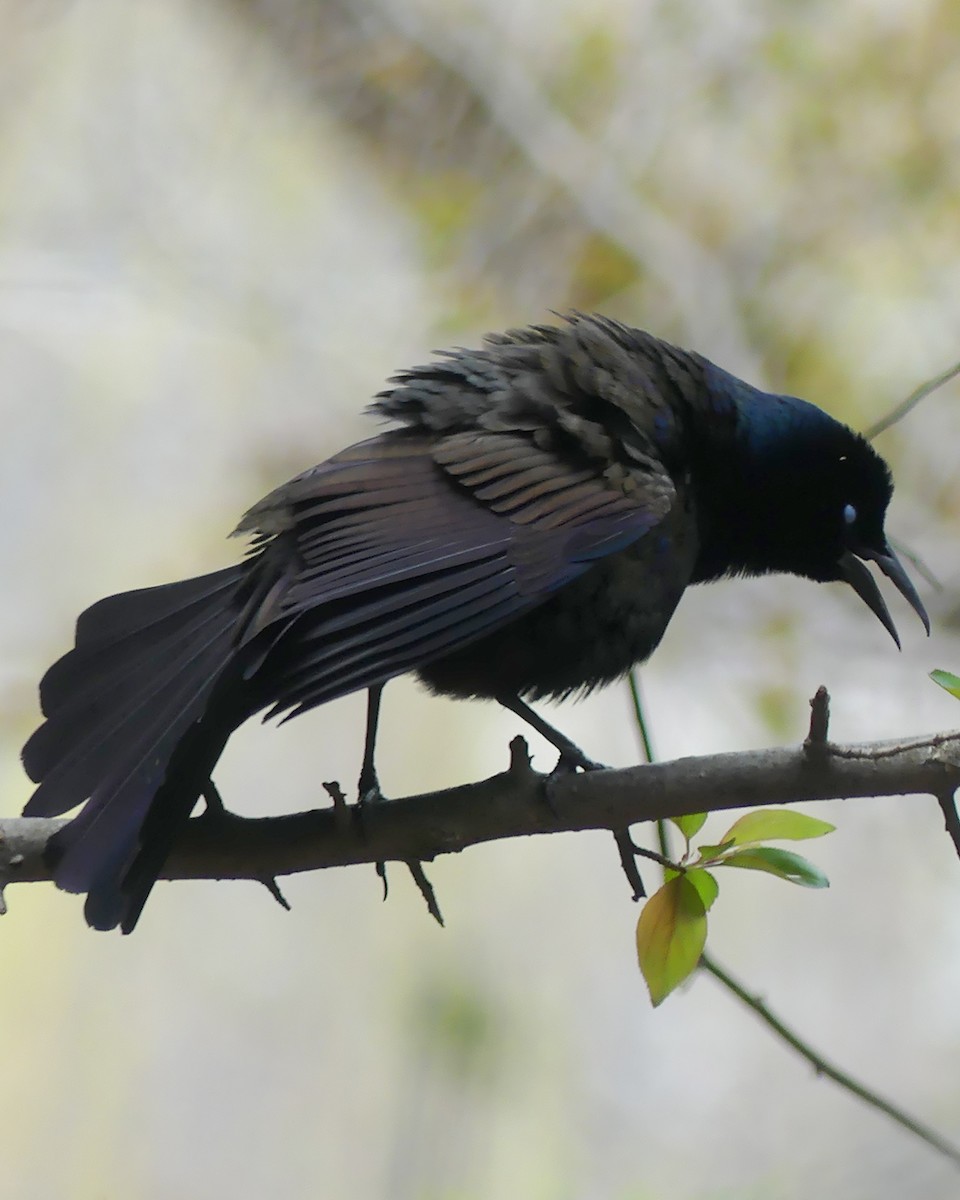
<box><xmin>694</xmin><ymin>367</ymin><xmax>929</xmax><ymax>646</ymax></box>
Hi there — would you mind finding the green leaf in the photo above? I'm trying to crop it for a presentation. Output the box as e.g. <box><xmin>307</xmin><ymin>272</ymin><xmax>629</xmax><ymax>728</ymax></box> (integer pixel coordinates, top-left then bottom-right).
<box><xmin>636</xmin><ymin>876</ymin><xmax>708</xmax><ymax>1006</ymax></box>
<box><xmin>695</xmin><ymin>840</ymin><xmax>735</xmax><ymax>861</ymax></box>
<box><xmin>685</xmin><ymin>868</ymin><xmax>719</xmax><ymax>912</ymax></box>
<box><xmin>718</xmin><ymin>847</ymin><xmax>830</xmax><ymax>888</ymax></box>
<box><xmin>670</xmin><ymin>811</ymin><xmax>707</xmax><ymax>841</ymax></box>
<box><xmin>931</xmin><ymin>669</ymin><xmax>960</xmax><ymax>700</ymax></box>
<box><xmin>719</xmin><ymin>809</ymin><xmax>835</xmax><ymax>846</ymax></box>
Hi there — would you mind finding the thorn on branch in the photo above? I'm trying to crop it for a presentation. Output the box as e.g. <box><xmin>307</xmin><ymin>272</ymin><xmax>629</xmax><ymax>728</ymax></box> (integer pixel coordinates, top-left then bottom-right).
<box><xmin>406</xmin><ymin>859</ymin><xmax>444</xmax><ymax>926</ymax></box>
<box><xmin>321</xmin><ymin>780</ymin><xmax>347</xmax><ymax>810</ymax></box>
<box><xmin>258</xmin><ymin>875</ymin><xmax>291</xmax><ymax>911</ymax></box>
<box><xmin>936</xmin><ymin>790</ymin><xmax>960</xmax><ymax>861</ymax></box>
<box><xmin>508</xmin><ymin>735</ymin><xmax>533</xmax><ymax>776</ymax></box>
<box><xmin>322</xmin><ymin>780</ymin><xmax>351</xmax><ymax>832</ymax></box>
<box><xmin>805</xmin><ymin>686</ymin><xmax>831</xmax><ymax>751</ymax></box>
<box><xmin>0</xmin><ymin>849</ymin><xmax>23</xmax><ymax>912</ymax></box>
<box><xmin>376</xmin><ymin>859</ymin><xmax>389</xmax><ymax>901</ymax></box>
<box><xmin>1</xmin><ymin>852</ymin><xmax>25</xmax><ymax>914</ymax></box>
<box><xmin>613</xmin><ymin>827</ymin><xmax>646</xmax><ymax>900</ymax></box>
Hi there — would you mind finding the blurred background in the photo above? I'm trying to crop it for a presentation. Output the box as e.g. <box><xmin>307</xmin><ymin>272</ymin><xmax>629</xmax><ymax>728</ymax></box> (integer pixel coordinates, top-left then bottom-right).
<box><xmin>2</xmin><ymin>2</ymin><xmax>960</xmax><ymax>1197</ymax></box>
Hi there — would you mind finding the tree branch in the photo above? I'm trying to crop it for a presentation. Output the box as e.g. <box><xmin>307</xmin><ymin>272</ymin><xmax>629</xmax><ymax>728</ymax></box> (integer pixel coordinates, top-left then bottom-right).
<box><xmin>3</xmin><ymin>728</ymin><xmax>959</xmax><ymax>898</ymax></box>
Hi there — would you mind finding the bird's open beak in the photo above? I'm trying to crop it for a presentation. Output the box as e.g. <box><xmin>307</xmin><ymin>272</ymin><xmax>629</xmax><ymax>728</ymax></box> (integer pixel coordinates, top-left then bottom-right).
<box><xmin>837</xmin><ymin>545</ymin><xmax>930</xmax><ymax>649</ymax></box>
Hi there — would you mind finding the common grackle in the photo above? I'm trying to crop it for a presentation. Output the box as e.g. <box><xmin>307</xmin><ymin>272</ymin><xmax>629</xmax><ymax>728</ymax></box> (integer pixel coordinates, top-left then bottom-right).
<box><xmin>22</xmin><ymin>315</ymin><xmax>929</xmax><ymax>931</ymax></box>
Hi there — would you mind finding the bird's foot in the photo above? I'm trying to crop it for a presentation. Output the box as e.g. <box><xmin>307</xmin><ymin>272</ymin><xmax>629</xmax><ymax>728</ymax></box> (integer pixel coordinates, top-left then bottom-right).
<box><xmin>357</xmin><ymin>765</ymin><xmax>388</xmax><ymax>809</ymax></box>
<box><xmin>355</xmin><ymin>781</ymin><xmax>442</xmax><ymax>922</ymax></box>
<box><xmin>551</xmin><ymin>748</ymin><xmax>607</xmax><ymax>775</ymax></box>
<box><xmin>358</xmin><ymin>782</ymin><xmax>387</xmax><ymax>808</ymax></box>
<box><xmin>354</xmin><ymin>771</ymin><xmax>391</xmax><ymax>897</ymax></box>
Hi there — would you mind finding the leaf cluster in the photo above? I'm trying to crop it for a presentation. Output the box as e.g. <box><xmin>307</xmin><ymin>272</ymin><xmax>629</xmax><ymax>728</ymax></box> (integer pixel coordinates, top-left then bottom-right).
<box><xmin>636</xmin><ymin>809</ymin><xmax>834</xmax><ymax>1006</ymax></box>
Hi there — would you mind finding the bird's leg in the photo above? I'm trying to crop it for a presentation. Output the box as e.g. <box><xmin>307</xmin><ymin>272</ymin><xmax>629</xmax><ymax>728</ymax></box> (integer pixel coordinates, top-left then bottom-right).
<box><xmin>355</xmin><ymin>685</ymin><xmax>444</xmax><ymax>918</ymax></box>
<box><xmin>496</xmin><ymin>694</ymin><xmax>646</xmax><ymax>898</ymax></box>
<box><xmin>202</xmin><ymin>780</ymin><xmax>227</xmax><ymax>816</ymax></box>
<box><xmin>357</xmin><ymin>684</ymin><xmax>385</xmax><ymax>804</ymax></box>
<box><xmin>495</xmin><ymin>693</ymin><xmax>606</xmax><ymax>773</ymax></box>
<box><xmin>356</xmin><ymin>684</ymin><xmax>387</xmax><ymax>891</ymax></box>
<box><xmin>358</xmin><ymin>681</ymin><xmax>444</xmax><ymax>905</ymax></box>
<box><xmin>356</xmin><ymin>683</ymin><xmax>404</xmax><ymax>904</ymax></box>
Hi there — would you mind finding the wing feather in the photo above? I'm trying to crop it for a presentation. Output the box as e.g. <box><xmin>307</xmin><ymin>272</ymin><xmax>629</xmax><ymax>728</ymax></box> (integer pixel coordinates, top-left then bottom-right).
<box><xmin>242</xmin><ymin>429</ymin><xmax>674</xmax><ymax>717</ymax></box>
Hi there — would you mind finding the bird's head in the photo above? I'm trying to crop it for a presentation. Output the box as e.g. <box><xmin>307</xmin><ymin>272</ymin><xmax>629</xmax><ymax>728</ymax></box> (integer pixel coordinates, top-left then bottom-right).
<box><xmin>692</xmin><ymin>375</ymin><xmax>929</xmax><ymax>646</ymax></box>
<box><xmin>804</xmin><ymin>426</ymin><xmax>929</xmax><ymax>648</ymax></box>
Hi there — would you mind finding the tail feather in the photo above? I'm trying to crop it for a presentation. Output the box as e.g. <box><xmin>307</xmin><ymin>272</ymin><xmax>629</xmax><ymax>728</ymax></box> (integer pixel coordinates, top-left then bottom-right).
<box><xmin>39</xmin><ymin>568</ymin><xmax>241</xmax><ymax>717</ymax></box>
<box><xmin>56</xmin><ymin>703</ymin><xmax>234</xmax><ymax>931</ymax></box>
<box><xmin>80</xmin><ymin>711</ymin><xmax>235</xmax><ymax>933</ymax></box>
<box><xmin>74</xmin><ymin>569</ymin><xmax>242</xmax><ymax>645</ymax></box>
<box><xmin>24</xmin><ymin>603</ymin><xmax>240</xmax><ymax>813</ymax></box>
<box><xmin>22</xmin><ymin>565</ymin><xmax>251</xmax><ymax>930</ymax></box>
<box><xmin>51</xmin><ymin>703</ymin><xmax>213</xmax><ymax>893</ymax></box>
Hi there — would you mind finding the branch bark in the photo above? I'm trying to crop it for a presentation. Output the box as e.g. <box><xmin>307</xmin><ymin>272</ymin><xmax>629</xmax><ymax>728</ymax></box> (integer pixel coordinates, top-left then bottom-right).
<box><xmin>2</xmin><ymin>728</ymin><xmax>959</xmax><ymax>902</ymax></box>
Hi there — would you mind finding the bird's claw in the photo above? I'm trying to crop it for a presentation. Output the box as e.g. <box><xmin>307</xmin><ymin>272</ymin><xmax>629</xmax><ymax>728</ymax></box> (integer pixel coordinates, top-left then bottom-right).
<box><xmin>358</xmin><ymin>782</ymin><xmax>386</xmax><ymax>808</ymax></box>
<box><xmin>550</xmin><ymin>749</ymin><xmax>607</xmax><ymax>776</ymax></box>
<box><xmin>355</xmin><ymin>782</ymin><xmax>387</xmax><ymax>842</ymax></box>
<box><xmin>357</xmin><ymin>760</ymin><xmax>388</xmax><ymax>809</ymax></box>
<box><xmin>355</xmin><ymin>773</ymin><xmax>390</xmax><ymax>892</ymax></box>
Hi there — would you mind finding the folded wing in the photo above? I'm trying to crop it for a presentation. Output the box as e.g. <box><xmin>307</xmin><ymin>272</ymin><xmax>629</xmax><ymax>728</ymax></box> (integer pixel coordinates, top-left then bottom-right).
<box><xmin>242</xmin><ymin>430</ymin><xmax>675</xmax><ymax>716</ymax></box>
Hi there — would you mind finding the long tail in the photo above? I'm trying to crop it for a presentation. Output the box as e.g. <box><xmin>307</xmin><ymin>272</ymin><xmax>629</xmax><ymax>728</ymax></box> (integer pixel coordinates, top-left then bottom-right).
<box><xmin>22</xmin><ymin>565</ymin><xmax>250</xmax><ymax>932</ymax></box>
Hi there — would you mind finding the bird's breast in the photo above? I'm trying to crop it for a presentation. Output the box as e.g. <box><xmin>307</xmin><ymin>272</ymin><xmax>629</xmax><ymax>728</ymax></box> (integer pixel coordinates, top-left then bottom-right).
<box><xmin>417</xmin><ymin>509</ymin><xmax>698</xmax><ymax>702</ymax></box>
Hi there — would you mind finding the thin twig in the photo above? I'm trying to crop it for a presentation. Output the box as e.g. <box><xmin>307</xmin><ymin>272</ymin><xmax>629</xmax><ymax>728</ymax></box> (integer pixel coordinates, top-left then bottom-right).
<box><xmin>864</xmin><ymin>359</ymin><xmax>960</xmax><ymax>440</ymax></box>
<box><xmin>628</xmin><ymin>671</ymin><xmax>656</xmax><ymax>766</ymax></box>
<box><xmin>620</xmin><ymin>671</ymin><xmax>660</xmax><ymax>896</ymax></box>
<box><xmin>862</xmin><ymin>362</ymin><xmax>957</xmax><ymax>597</ymax></box>
<box><xmin>629</xmin><ymin>842</ymin><xmax>676</xmax><ymax>871</ymax></box>
<box><xmin>700</xmin><ymin>954</ymin><xmax>960</xmax><ymax>1168</ymax></box>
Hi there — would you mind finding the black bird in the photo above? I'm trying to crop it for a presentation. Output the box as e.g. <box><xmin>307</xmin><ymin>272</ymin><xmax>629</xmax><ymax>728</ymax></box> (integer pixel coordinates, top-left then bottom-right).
<box><xmin>22</xmin><ymin>315</ymin><xmax>928</xmax><ymax>931</ymax></box>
